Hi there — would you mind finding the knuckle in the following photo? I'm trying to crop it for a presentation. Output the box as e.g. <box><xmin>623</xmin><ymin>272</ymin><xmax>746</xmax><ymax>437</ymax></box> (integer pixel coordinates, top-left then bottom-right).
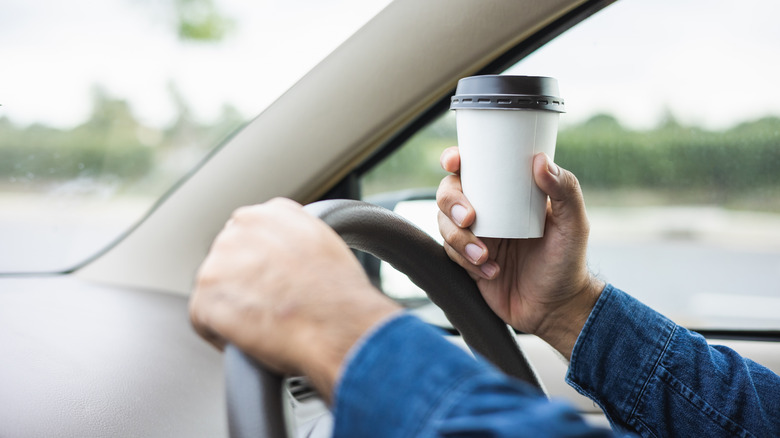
<box><xmin>443</xmin><ymin>241</ymin><xmax>462</xmax><ymax>261</ymax></box>
<box><xmin>188</xmin><ymin>293</ymin><xmax>208</xmax><ymax>331</ymax></box>
<box><xmin>561</xmin><ymin>168</ymin><xmax>583</xmax><ymax>195</ymax></box>
<box><xmin>443</xmin><ymin>242</ymin><xmax>473</xmax><ymax>272</ymax></box>
<box><xmin>267</xmin><ymin>197</ymin><xmax>290</xmax><ymax>206</ymax></box>
<box><xmin>435</xmin><ymin>175</ymin><xmax>460</xmax><ymax>209</ymax></box>
<box><xmin>230</xmin><ymin>205</ymin><xmax>255</xmax><ymax>222</ymax></box>
<box><xmin>268</xmin><ymin>197</ymin><xmax>301</xmax><ymax>210</ymax></box>
<box><xmin>441</xmin><ymin>222</ymin><xmax>462</xmax><ymax>245</ymax></box>
<box><xmin>195</xmin><ymin>265</ymin><xmax>214</xmax><ymax>287</ymax></box>
<box><xmin>569</xmin><ymin>172</ymin><xmax>583</xmax><ymax>193</ymax></box>
<box><xmin>195</xmin><ymin>255</ymin><xmax>224</xmax><ymax>289</ymax></box>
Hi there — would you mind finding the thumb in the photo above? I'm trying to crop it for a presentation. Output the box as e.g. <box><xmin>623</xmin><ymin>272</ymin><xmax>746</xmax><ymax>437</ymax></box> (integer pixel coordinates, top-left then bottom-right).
<box><xmin>532</xmin><ymin>153</ymin><xmax>587</xmax><ymax>223</ymax></box>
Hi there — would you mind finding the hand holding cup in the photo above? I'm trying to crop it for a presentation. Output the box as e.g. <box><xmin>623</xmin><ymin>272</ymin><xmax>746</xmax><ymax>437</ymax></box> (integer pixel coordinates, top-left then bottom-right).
<box><xmin>436</xmin><ymin>147</ymin><xmax>604</xmax><ymax>360</ymax></box>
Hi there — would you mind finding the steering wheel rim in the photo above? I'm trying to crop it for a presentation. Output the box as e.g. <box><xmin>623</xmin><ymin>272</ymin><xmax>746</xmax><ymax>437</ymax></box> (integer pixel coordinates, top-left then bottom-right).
<box><xmin>225</xmin><ymin>199</ymin><xmax>543</xmax><ymax>438</ymax></box>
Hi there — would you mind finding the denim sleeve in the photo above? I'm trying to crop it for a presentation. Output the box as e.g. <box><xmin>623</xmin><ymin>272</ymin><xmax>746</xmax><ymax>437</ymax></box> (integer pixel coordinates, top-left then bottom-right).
<box><xmin>567</xmin><ymin>284</ymin><xmax>780</xmax><ymax>437</ymax></box>
<box><xmin>332</xmin><ymin>313</ymin><xmax>613</xmax><ymax>438</ymax></box>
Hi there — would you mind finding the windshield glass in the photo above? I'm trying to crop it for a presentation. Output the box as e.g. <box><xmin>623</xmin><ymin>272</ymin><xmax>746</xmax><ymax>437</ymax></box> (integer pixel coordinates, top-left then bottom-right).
<box><xmin>0</xmin><ymin>0</ymin><xmax>391</xmax><ymax>274</ymax></box>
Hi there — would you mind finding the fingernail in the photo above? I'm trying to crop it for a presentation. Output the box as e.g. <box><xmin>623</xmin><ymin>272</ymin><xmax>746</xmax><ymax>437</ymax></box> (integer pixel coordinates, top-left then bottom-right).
<box><xmin>546</xmin><ymin>154</ymin><xmax>560</xmax><ymax>176</ymax></box>
<box><xmin>451</xmin><ymin>204</ymin><xmax>468</xmax><ymax>227</ymax></box>
<box><xmin>480</xmin><ymin>262</ymin><xmax>498</xmax><ymax>279</ymax></box>
<box><xmin>465</xmin><ymin>243</ymin><xmax>484</xmax><ymax>264</ymax></box>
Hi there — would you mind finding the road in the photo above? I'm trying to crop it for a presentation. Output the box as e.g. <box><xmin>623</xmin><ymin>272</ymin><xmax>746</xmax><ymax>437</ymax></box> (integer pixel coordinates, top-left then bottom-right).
<box><xmin>387</xmin><ymin>202</ymin><xmax>780</xmax><ymax>330</ymax></box>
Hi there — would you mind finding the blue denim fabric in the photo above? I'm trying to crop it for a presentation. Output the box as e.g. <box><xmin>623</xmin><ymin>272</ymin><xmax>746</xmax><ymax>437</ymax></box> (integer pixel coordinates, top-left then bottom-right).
<box><xmin>332</xmin><ymin>314</ymin><xmax>613</xmax><ymax>437</ymax></box>
<box><xmin>567</xmin><ymin>284</ymin><xmax>780</xmax><ymax>437</ymax></box>
<box><xmin>332</xmin><ymin>284</ymin><xmax>780</xmax><ymax>437</ymax></box>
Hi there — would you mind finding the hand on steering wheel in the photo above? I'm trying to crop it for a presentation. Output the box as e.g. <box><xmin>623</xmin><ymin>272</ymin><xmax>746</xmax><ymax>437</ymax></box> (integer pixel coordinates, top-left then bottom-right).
<box><xmin>191</xmin><ymin>198</ymin><xmax>542</xmax><ymax>437</ymax></box>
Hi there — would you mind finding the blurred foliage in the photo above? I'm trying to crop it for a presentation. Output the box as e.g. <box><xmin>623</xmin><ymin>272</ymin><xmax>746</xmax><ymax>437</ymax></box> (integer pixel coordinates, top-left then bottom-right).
<box><xmin>556</xmin><ymin>114</ymin><xmax>780</xmax><ymax>190</ymax></box>
<box><xmin>4</xmin><ymin>90</ymin><xmax>779</xmax><ymax>210</ymax></box>
<box><xmin>362</xmin><ymin>114</ymin><xmax>456</xmax><ymax>195</ymax></box>
<box><xmin>174</xmin><ymin>0</ymin><xmax>234</xmax><ymax>41</ymax></box>
<box><xmin>0</xmin><ymin>86</ymin><xmax>244</xmax><ymax>192</ymax></box>
<box><xmin>133</xmin><ymin>0</ymin><xmax>234</xmax><ymax>42</ymax></box>
<box><xmin>363</xmin><ymin>112</ymin><xmax>780</xmax><ymax>210</ymax></box>
<box><xmin>0</xmin><ymin>0</ymin><xmax>239</xmax><ymax>189</ymax></box>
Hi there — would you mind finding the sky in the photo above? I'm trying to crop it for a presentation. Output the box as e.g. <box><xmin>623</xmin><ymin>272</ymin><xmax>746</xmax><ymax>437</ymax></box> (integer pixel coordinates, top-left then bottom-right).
<box><xmin>511</xmin><ymin>0</ymin><xmax>780</xmax><ymax>129</ymax></box>
<box><xmin>0</xmin><ymin>0</ymin><xmax>392</xmax><ymax>128</ymax></box>
<box><xmin>2</xmin><ymin>0</ymin><xmax>780</xmax><ymax>131</ymax></box>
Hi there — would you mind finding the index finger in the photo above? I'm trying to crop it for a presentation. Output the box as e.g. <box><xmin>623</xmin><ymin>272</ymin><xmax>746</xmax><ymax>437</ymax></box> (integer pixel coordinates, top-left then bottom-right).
<box><xmin>440</xmin><ymin>146</ymin><xmax>461</xmax><ymax>174</ymax></box>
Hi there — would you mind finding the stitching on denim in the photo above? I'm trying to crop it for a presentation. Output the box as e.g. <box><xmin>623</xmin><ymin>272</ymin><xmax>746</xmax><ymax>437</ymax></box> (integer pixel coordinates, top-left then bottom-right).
<box><xmin>565</xmin><ymin>379</ymin><xmax>626</xmax><ymax>432</ymax></box>
<box><xmin>633</xmin><ymin>418</ymin><xmax>660</xmax><ymax>438</ymax></box>
<box><xmin>628</xmin><ymin>323</ymin><xmax>677</xmax><ymax>421</ymax></box>
<box><xmin>410</xmin><ymin>368</ymin><xmax>492</xmax><ymax>437</ymax></box>
<box><xmin>656</xmin><ymin>366</ymin><xmax>755</xmax><ymax>438</ymax></box>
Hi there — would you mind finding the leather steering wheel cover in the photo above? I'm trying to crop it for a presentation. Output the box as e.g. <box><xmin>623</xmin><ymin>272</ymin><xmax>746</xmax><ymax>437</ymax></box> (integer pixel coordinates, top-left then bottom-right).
<box><xmin>225</xmin><ymin>345</ymin><xmax>287</xmax><ymax>438</ymax></box>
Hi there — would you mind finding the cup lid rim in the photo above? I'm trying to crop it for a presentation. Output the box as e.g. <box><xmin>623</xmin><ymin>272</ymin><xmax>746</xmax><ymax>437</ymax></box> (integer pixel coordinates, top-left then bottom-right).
<box><xmin>450</xmin><ymin>75</ymin><xmax>564</xmax><ymax>112</ymax></box>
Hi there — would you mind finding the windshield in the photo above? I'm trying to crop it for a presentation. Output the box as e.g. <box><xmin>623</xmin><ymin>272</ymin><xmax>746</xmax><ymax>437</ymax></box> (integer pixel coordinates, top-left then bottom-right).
<box><xmin>0</xmin><ymin>0</ymin><xmax>391</xmax><ymax>274</ymax></box>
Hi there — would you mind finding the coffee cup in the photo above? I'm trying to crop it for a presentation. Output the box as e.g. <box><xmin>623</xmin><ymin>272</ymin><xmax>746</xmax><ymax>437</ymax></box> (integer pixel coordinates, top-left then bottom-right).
<box><xmin>450</xmin><ymin>75</ymin><xmax>565</xmax><ymax>238</ymax></box>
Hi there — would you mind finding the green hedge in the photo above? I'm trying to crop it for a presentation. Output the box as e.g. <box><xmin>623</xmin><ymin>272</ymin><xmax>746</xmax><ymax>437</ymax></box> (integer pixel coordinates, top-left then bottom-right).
<box><xmin>0</xmin><ymin>143</ymin><xmax>153</xmax><ymax>182</ymax></box>
<box><xmin>3</xmin><ymin>112</ymin><xmax>779</xmax><ymax>198</ymax></box>
<box><xmin>556</xmin><ymin>115</ymin><xmax>780</xmax><ymax>191</ymax></box>
<box><xmin>0</xmin><ymin>122</ymin><xmax>154</xmax><ymax>183</ymax></box>
<box><xmin>363</xmin><ymin>113</ymin><xmax>780</xmax><ymax>203</ymax></box>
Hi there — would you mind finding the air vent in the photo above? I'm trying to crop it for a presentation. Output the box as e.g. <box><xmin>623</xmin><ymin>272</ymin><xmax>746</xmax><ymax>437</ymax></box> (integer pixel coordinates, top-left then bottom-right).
<box><xmin>287</xmin><ymin>376</ymin><xmax>318</xmax><ymax>402</ymax></box>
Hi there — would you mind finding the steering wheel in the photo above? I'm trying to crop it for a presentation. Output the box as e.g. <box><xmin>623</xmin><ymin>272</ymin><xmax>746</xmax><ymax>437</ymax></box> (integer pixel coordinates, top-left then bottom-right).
<box><xmin>224</xmin><ymin>199</ymin><xmax>543</xmax><ymax>438</ymax></box>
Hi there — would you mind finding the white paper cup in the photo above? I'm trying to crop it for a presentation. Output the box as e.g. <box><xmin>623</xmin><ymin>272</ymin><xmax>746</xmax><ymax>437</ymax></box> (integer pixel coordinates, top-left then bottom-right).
<box><xmin>450</xmin><ymin>75</ymin><xmax>564</xmax><ymax>239</ymax></box>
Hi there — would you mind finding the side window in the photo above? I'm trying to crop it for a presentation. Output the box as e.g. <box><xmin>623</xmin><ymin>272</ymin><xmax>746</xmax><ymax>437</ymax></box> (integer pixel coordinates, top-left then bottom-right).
<box><xmin>362</xmin><ymin>113</ymin><xmax>454</xmax><ymax>197</ymax></box>
<box><xmin>362</xmin><ymin>0</ymin><xmax>780</xmax><ymax>330</ymax></box>
<box><xmin>361</xmin><ymin>114</ymin><xmax>454</xmax><ymax>303</ymax></box>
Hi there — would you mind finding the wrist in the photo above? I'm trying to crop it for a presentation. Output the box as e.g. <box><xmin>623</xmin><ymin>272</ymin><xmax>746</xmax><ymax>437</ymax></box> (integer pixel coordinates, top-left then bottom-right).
<box><xmin>298</xmin><ymin>292</ymin><xmax>401</xmax><ymax>403</ymax></box>
<box><xmin>535</xmin><ymin>276</ymin><xmax>605</xmax><ymax>360</ymax></box>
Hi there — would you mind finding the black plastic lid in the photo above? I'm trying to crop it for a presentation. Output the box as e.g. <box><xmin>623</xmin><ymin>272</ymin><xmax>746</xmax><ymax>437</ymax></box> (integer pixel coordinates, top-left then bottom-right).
<box><xmin>450</xmin><ymin>75</ymin><xmax>565</xmax><ymax>113</ymax></box>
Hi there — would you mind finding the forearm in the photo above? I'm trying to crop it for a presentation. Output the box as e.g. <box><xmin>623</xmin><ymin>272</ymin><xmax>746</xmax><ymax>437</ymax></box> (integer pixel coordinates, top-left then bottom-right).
<box><xmin>333</xmin><ymin>313</ymin><xmax>613</xmax><ymax>437</ymax></box>
<box><xmin>567</xmin><ymin>284</ymin><xmax>780</xmax><ymax>437</ymax></box>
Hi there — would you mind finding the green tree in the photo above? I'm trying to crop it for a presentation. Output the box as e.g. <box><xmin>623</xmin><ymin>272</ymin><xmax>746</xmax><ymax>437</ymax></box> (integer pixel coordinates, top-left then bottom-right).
<box><xmin>174</xmin><ymin>0</ymin><xmax>235</xmax><ymax>41</ymax></box>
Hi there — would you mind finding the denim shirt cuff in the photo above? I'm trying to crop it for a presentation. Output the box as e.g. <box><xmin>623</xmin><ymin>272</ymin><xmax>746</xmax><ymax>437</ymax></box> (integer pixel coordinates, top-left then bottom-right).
<box><xmin>332</xmin><ymin>313</ymin><xmax>489</xmax><ymax>438</ymax></box>
<box><xmin>566</xmin><ymin>284</ymin><xmax>676</xmax><ymax>430</ymax></box>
